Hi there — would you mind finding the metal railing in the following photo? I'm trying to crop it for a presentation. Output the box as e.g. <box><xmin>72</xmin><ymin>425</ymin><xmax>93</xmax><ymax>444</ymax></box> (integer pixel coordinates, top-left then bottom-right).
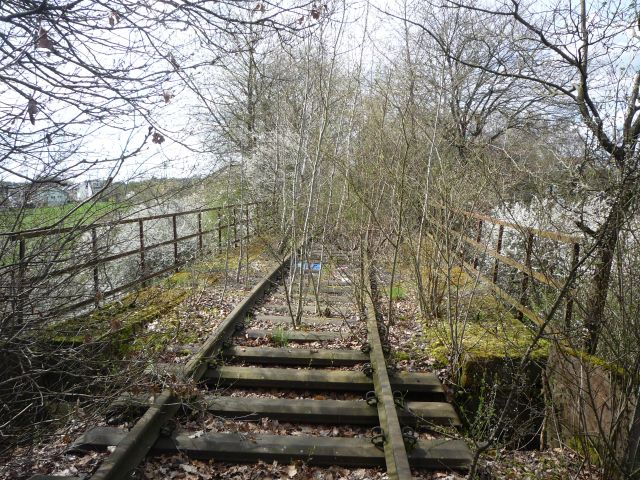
<box><xmin>428</xmin><ymin>204</ymin><xmax>582</xmax><ymax>331</ymax></box>
<box><xmin>1</xmin><ymin>202</ymin><xmax>262</xmax><ymax>323</ymax></box>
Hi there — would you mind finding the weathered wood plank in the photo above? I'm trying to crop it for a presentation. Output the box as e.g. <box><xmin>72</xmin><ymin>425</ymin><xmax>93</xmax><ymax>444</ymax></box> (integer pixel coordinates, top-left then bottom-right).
<box><xmin>293</xmin><ymin>281</ymin><xmax>353</xmax><ymax>288</ymax></box>
<box><xmin>72</xmin><ymin>427</ymin><xmax>472</xmax><ymax>469</ymax></box>
<box><xmin>202</xmin><ymin>396</ymin><xmax>460</xmax><ymax>426</ymax></box>
<box><xmin>271</xmin><ymin>294</ymin><xmax>354</xmax><ymax>304</ymax></box>
<box><xmin>222</xmin><ymin>346</ymin><xmax>367</xmax><ymax>366</ymax></box>
<box><xmin>253</xmin><ymin>314</ymin><xmax>355</xmax><ymax>326</ymax></box>
<box><xmin>448</xmin><ymin>205</ymin><xmax>581</xmax><ymax>244</ymax></box>
<box><xmin>261</xmin><ymin>304</ymin><xmax>318</xmax><ymax>314</ymax></box>
<box><xmin>205</xmin><ymin>366</ymin><xmax>444</xmax><ymax>395</ymax></box>
<box><xmin>104</xmin><ymin>395</ymin><xmax>460</xmax><ymax>427</ymax></box>
<box><xmin>282</xmin><ymin>286</ymin><xmax>353</xmax><ymax>296</ymax></box>
<box><xmin>243</xmin><ymin>329</ymin><xmax>342</xmax><ymax>341</ymax></box>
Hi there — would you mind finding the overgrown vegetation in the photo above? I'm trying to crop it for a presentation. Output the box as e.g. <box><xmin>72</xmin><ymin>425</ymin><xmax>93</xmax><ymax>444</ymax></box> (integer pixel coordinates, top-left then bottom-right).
<box><xmin>3</xmin><ymin>0</ymin><xmax>640</xmax><ymax>477</ymax></box>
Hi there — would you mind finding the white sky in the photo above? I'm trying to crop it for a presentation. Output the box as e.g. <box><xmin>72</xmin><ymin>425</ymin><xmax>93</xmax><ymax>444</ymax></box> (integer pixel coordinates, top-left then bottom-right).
<box><xmin>2</xmin><ymin>0</ymin><xmax>638</xmax><ymax>185</ymax></box>
<box><xmin>0</xmin><ymin>0</ymin><xmax>405</xmax><ymax>185</ymax></box>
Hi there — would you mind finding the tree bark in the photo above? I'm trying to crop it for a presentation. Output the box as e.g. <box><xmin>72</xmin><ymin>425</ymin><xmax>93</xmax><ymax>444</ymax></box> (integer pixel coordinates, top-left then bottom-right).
<box><xmin>625</xmin><ymin>385</ymin><xmax>640</xmax><ymax>477</ymax></box>
<box><xmin>583</xmin><ymin>186</ymin><xmax>630</xmax><ymax>354</ymax></box>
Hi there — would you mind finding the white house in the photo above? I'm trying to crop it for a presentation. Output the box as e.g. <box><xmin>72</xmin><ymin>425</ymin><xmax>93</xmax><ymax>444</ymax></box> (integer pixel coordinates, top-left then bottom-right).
<box><xmin>75</xmin><ymin>180</ymin><xmax>93</xmax><ymax>201</ymax></box>
<box><xmin>32</xmin><ymin>185</ymin><xmax>71</xmax><ymax>206</ymax></box>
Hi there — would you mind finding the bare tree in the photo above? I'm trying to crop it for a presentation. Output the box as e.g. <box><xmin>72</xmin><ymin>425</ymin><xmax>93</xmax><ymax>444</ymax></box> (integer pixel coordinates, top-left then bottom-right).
<box><xmin>402</xmin><ymin>0</ymin><xmax>640</xmax><ymax>355</ymax></box>
<box><xmin>0</xmin><ymin>0</ymin><xmax>320</xmax><ymax>452</ymax></box>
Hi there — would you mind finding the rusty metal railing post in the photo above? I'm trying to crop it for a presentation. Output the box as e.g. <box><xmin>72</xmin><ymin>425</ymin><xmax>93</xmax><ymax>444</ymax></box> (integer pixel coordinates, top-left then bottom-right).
<box><xmin>492</xmin><ymin>224</ymin><xmax>504</xmax><ymax>283</ymax></box>
<box><xmin>564</xmin><ymin>242</ymin><xmax>580</xmax><ymax>331</ymax></box>
<box><xmin>172</xmin><ymin>214</ymin><xmax>178</xmax><ymax>272</ymax></box>
<box><xmin>197</xmin><ymin>211</ymin><xmax>203</xmax><ymax>253</ymax></box>
<box><xmin>92</xmin><ymin>227</ymin><xmax>100</xmax><ymax>307</ymax></box>
<box><xmin>518</xmin><ymin>232</ymin><xmax>534</xmax><ymax>320</ymax></box>
<box><xmin>138</xmin><ymin>219</ymin><xmax>146</xmax><ymax>284</ymax></box>
<box><xmin>473</xmin><ymin>219</ymin><xmax>483</xmax><ymax>269</ymax></box>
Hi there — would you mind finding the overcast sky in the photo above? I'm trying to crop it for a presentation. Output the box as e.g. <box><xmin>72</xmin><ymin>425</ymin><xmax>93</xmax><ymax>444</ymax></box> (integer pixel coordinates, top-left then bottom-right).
<box><xmin>0</xmin><ymin>0</ymin><xmax>403</xmax><ymax>185</ymax></box>
<box><xmin>3</xmin><ymin>0</ymin><xmax>637</xmax><ymax>185</ymax></box>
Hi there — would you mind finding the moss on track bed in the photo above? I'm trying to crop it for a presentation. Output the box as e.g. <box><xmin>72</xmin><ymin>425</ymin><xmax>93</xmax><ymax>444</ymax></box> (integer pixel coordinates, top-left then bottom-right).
<box><xmin>46</xmin><ymin>286</ymin><xmax>189</xmax><ymax>347</ymax></box>
<box><xmin>43</xmin><ymin>239</ymin><xmax>277</xmax><ymax>358</ymax></box>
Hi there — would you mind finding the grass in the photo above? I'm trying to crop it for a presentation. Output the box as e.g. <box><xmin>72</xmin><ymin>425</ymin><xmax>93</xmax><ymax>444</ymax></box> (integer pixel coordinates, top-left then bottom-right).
<box><xmin>271</xmin><ymin>326</ymin><xmax>291</xmax><ymax>347</ymax></box>
<box><xmin>387</xmin><ymin>284</ymin><xmax>406</xmax><ymax>300</ymax></box>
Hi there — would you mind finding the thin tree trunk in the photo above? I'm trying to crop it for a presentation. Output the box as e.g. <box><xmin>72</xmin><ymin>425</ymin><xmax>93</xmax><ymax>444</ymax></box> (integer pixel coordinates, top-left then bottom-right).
<box><xmin>584</xmin><ymin>197</ymin><xmax>626</xmax><ymax>354</ymax></box>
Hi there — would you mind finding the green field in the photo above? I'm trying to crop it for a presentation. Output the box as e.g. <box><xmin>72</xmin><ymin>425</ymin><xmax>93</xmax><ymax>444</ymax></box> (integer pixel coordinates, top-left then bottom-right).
<box><xmin>0</xmin><ymin>201</ymin><xmax>123</xmax><ymax>233</ymax></box>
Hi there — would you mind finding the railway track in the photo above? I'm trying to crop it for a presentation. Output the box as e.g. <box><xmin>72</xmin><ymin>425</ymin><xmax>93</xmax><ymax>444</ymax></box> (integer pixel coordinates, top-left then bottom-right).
<box><xmin>30</xmin><ymin>243</ymin><xmax>472</xmax><ymax>480</ymax></box>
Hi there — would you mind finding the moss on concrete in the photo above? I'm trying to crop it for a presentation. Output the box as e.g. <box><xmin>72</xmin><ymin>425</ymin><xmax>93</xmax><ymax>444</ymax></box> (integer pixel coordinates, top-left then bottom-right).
<box><xmin>567</xmin><ymin>435</ymin><xmax>602</xmax><ymax>466</ymax></box>
<box><xmin>423</xmin><ymin>298</ymin><xmax>549</xmax><ymax>370</ymax></box>
<box><xmin>200</xmin><ymin>241</ymin><xmax>272</xmax><ymax>272</ymax></box>
<box><xmin>561</xmin><ymin>347</ymin><xmax>628</xmax><ymax>381</ymax></box>
<box><xmin>165</xmin><ymin>271</ymin><xmax>193</xmax><ymax>287</ymax></box>
<box><xmin>405</xmin><ymin>256</ymin><xmax>551</xmax><ymax>447</ymax></box>
<box><xmin>47</xmin><ymin>286</ymin><xmax>189</xmax><ymax>346</ymax></box>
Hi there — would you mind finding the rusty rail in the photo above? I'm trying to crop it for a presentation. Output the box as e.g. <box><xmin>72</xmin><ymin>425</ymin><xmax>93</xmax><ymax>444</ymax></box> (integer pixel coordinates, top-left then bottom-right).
<box><xmin>89</xmin><ymin>248</ymin><xmax>294</xmax><ymax>480</ymax></box>
<box><xmin>363</xmin><ymin>249</ymin><xmax>413</xmax><ymax>480</ymax></box>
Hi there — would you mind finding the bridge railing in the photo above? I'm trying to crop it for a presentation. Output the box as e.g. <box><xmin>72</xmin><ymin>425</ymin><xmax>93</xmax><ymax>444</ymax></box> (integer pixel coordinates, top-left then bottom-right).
<box><xmin>0</xmin><ymin>202</ymin><xmax>262</xmax><ymax>325</ymax></box>
<box><xmin>428</xmin><ymin>204</ymin><xmax>582</xmax><ymax>332</ymax></box>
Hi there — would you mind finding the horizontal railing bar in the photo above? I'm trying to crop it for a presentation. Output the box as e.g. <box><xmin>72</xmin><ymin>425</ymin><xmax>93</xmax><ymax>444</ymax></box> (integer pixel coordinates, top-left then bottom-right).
<box><xmin>429</xmin><ymin>217</ymin><xmax>564</xmax><ymax>290</ymax></box>
<box><xmin>3</xmin><ymin>204</ymin><xmax>262</xmax><ymax>321</ymax></box>
<box><xmin>2</xmin><ymin>202</ymin><xmax>259</xmax><ymax>240</ymax></box>
<box><xmin>1</xmin><ymin>220</ymin><xmax>248</xmax><ymax>279</ymax></box>
<box><xmin>10</xmin><ymin>225</ymin><xmax>258</xmax><ymax>305</ymax></box>
<box><xmin>462</xmin><ymin>257</ymin><xmax>547</xmax><ymax>328</ymax></box>
<box><xmin>426</xmin><ymin>222</ymin><xmax>585</xmax><ymax>345</ymax></box>
<box><xmin>19</xmin><ymin>229</ymin><xmax>218</xmax><ymax>283</ymax></box>
<box><xmin>432</xmin><ymin>203</ymin><xmax>581</xmax><ymax>244</ymax></box>
<box><xmin>424</xmin><ymin>230</ymin><xmax>564</xmax><ymax>338</ymax></box>
<box><xmin>461</xmin><ymin>210</ymin><xmax>580</xmax><ymax>244</ymax></box>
